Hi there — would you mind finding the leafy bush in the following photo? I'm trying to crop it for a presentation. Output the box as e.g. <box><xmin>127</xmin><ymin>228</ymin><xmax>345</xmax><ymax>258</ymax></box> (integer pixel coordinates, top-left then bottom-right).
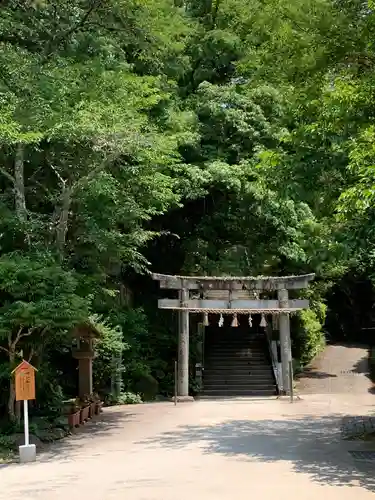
<box><xmin>0</xmin><ymin>435</ymin><xmax>16</xmax><ymax>450</ymax></box>
<box><xmin>134</xmin><ymin>373</ymin><xmax>159</xmax><ymax>401</ymax></box>
<box><xmin>292</xmin><ymin>306</ymin><xmax>326</xmax><ymax>366</ymax></box>
<box><xmin>117</xmin><ymin>392</ymin><xmax>143</xmax><ymax>405</ymax></box>
<box><xmin>292</xmin><ymin>358</ymin><xmax>303</xmax><ymax>376</ymax></box>
<box><xmin>106</xmin><ymin>391</ymin><xmax>143</xmax><ymax>405</ymax></box>
<box><xmin>33</xmin><ymin>378</ymin><xmax>67</xmax><ymax>419</ymax></box>
<box><xmin>92</xmin><ymin>314</ymin><xmax>126</xmax><ymax>396</ymax></box>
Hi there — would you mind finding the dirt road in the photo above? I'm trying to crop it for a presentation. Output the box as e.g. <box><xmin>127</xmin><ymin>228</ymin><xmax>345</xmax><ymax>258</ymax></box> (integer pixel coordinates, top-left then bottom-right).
<box><xmin>297</xmin><ymin>343</ymin><xmax>372</xmax><ymax>395</ymax></box>
<box><xmin>1</xmin><ymin>393</ymin><xmax>375</xmax><ymax>500</ymax></box>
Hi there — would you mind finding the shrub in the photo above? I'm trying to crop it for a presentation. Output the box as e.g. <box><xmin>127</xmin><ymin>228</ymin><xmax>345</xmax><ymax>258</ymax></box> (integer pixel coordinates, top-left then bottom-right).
<box><xmin>106</xmin><ymin>391</ymin><xmax>143</xmax><ymax>405</ymax></box>
<box><xmin>292</xmin><ymin>358</ymin><xmax>303</xmax><ymax>376</ymax></box>
<box><xmin>0</xmin><ymin>435</ymin><xmax>16</xmax><ymax>450</ymax></box>
<box><xmin>92</xmin><ymin>314</ymin><xmax>126</xmax><ymax>397</ymax></box>
<box><xmin>293</xmin><ymin>306</ymin><xmax>326</xmax><ymax>366</ymax></box>
<box><xmin>134</xmin><ymin>373</ymin><xmax>159</xmax><ymax>401</ymax></box>
<box><xmin>117</xmin><ymin>392</ymin><xmax>143</xmax><ymax>404</ymax></box>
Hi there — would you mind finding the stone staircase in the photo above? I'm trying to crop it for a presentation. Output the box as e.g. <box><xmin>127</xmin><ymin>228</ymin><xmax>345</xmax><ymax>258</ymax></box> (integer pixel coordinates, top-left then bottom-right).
<box><xmin>202</xmin><ymin>329</ymin><xmax>277</xmax><ymax>397</ymax></box>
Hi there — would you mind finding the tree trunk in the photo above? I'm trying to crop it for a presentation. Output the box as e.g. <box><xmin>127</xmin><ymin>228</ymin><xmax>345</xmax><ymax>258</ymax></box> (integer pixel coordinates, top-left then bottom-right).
<box><xmin>14</xmin><ymin>143</ymin><xmax>27</xmax><ymax>222</ymax></box>
<box><xmin>211</xmin><ymin>0</ymin><xmax>221</xmax><ymax>27</ymax></box>
<box><xmin>7</xmin><ymin>348</ymin><xmax>16</xmax><ymax>421</ymax></box>
<box><xmin>55</xmin><ymin>183</ymin><xmax>72</xmax><ymax>256</ymax></box>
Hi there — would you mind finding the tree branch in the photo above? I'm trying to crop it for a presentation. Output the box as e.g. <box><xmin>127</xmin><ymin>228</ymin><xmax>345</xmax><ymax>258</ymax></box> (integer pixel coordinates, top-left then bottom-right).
<box><xmin>31</xmin><ymin>179</ymin><xmax>52</xmax><ymax>197</ymax></box>
<box><xmin>27</xmin><ymin>347</ymin><xmax>35</xmax><ymax>363</ymax></box>
<box><xmin>49</xmin><ymin>162</ymin><xmax>67</xmax><ymax>186</ymax></box>
<box><xmin>14</xmin><ymin>143</ymin><xmax>27</xmax><ymax>223</ymax></box>
<box><xmin>71</xmin><ymin>155</ymin><xmax>116</xmax><ymax>193</ymax></box>
<box><xmin>44</xmin><ymin>0</ymin><xmax>104</xmax><ymax>60</ymax></box>
<box><xmin>19</xmin><ymin>327</ymin><xmax>37</xmax><ymax>340</ymax></box>
<box><xmin>0</xmin><ymin>346</ymin><xmax>9</xmax><ymax>355</ymax></box>
<box><xmin>211</xmin><ymin>0</ymin><xmax>221</xmax><ymax>28</ymax></box>
<box><xmin>12</xmin><ymin>326</ymin><xmax>24</xmax><ymax>348</ymax></box>
<box><xmin>0</xmin><ymin>166</ymin><xmax>15</xmax><ymax>184</ymax></box>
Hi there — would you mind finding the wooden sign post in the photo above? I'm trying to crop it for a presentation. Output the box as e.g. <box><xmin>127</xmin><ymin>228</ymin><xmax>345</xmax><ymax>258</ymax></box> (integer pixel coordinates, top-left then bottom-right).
<box><xmin>12</xmin><ymin>360</ymin><xmax>37</xmax><ymax>463</ymax></box>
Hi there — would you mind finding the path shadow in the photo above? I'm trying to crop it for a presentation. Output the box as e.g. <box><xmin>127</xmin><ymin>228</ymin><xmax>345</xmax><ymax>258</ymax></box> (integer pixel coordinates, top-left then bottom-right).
<box><xmin>37</xmin><ymin>408</ymin><xmax>137</xmax><ymax>463</ymax></box>
<box><xmin>136</xmin><ymin>415</ymin><xmax>375</xmax><ymax>493</ymax></box>
<box><xmin>196</xmin><ymin>397</ymin><xmax>276</xmax><ymax>402</ymax></box>
<box><xmin>352</xmin><ymin>355</ymin><xmax>370</xmax><ymax>376</ymax></box>
<box><xmin>296</xmin><ymin>368</ymin><xmax>337</xmax><ymax>380</ymax></box>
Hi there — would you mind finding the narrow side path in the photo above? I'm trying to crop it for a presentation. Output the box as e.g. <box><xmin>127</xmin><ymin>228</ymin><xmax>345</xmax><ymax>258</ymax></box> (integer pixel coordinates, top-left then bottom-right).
<box><xmin>297</xmin><ymin>343</ymin><xmax>372</xmax><ymax>395</ymax></box>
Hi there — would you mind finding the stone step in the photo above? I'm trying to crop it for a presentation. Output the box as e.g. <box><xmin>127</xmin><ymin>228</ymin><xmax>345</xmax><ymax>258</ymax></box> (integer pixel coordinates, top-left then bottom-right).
<box><xmin>204</xmin><ymin>376</ymin><xmax>273</xmax><ymax>382</ymax></box>
<box><xmin>204</xmin><ymin>368</ymin><xmax>273</xmax><ymax>375</ymax></box>
<box><xmin>206</xmin><ymin>360</ymin><xmax>269</xmax><ymax>364</ymax></box>
<box><xmin>202</xmin><ymin>332</ymin><xmax>275</xmax><ymax>397</ymax></box>
<box><xmin>203</xmin><ymin>385</ymin><xmax>276</xmax><ymax>392</ymax></box>
<box><xmin>210</xmin><ymin>344</ymin><xmax>264</xmax><ymax>348</ymax></box>
<box><xmin>204</xmin><ymin>367</ymin><xmax>272</xmax><ymax>373</ymax></box>
<box><xmin>206</xmin><ymin>356</ymin><xmax>268</xmax><ymax>360</ymax></box>
<box><xmin>204</xmin><ymin>368</ymin><xmax>271</xmax><ymax>374</ymax></box>
<box><xmin>203</xmin><ymin>372</ymin><xmax>273</xmax><ymax>382</ymax></box>
<box><xmin>208</xmin><ymin>353</ymin><xmax>267</xmax><ymax>361</ymax></box>
<box><xmin>202</xmin><ymin>388</ymin><xmax>276</xmax><ymax>396</ymax></box>
<box><xmin>208</xmin><ymin>349</ymin><xmax>265</xmax><ymax>355</ymax></box>
<box><xmin>203</xmin><ymin>380</ymin><xmax>275</xmax><ymax>389</ymax></box>
<box><xmin>212</xmin><ymin>338</ymin><xmax>264</xmax><ymax>343</ymax></box>
<box><xmin>211</xmin><ymin>343</ymin><xmax>264</xmax><ymax>348</ymax></box>
<box><xmin>211</xmin><ymin>338</ymin><xmax>263</xmax><ymax>343</ymax></box>
<box><xmin>205</xmin><ymin>361</ymin><xmax>270</xmax><ymax>368</ymax></box>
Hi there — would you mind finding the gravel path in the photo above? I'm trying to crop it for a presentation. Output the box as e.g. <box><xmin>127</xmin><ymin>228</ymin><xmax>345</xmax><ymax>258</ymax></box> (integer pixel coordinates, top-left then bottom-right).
<box><xmin>297</xmin><ymin>343</ymin><xmax>372</xmax><ymax>395</ymax></box>
<box><xmin>1</xmin><ymin>394</ymin><xmax>375</xmax><ymax>500</ymax></box>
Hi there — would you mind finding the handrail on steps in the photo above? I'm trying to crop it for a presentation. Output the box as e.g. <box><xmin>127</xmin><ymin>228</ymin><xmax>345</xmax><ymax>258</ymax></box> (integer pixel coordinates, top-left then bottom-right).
<box><xmin>264</xmin><ymin>327</ymin><xmax>281</xmax><ymax>393</ymax></box>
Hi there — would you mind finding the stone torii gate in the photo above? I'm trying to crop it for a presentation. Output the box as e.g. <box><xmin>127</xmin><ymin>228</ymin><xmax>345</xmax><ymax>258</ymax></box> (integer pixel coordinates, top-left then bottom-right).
<box><xmin>152</xmin><ymin>273</ymin><xmax>315</xmax><ymax>400</ymax></box>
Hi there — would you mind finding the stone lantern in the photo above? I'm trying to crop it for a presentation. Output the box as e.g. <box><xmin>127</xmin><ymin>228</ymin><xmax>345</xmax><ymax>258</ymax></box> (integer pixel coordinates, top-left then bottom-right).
<box><xmin>72</xmin><ymin>322</ymin><xmax>100</xmax><ymax>398</ymax></box>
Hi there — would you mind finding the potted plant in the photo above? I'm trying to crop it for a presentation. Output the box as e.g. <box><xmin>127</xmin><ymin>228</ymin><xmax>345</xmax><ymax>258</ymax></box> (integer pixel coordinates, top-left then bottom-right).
<box><xmin>79</xmin><ymin>395</ymin><xmax>91</xmax><ymax>424</ymax></box>
<box><xmin>88</xmin><ymin>394</ymin><xmax>99</xmax><ymax>418</ymax></box>
<box><xmin>91</xmin><ymin>392</ymin><xmax>103</xmax><ymax>414</ymax></box>
<box><xmin>97</xmin><ymin>400</ymin><xmax>104</xmax><ymax>413</ymax></box>
<box><xmin>65</xmin><ymin>399</ymin><xmax>81</xmax><ymax>428</ymax></box>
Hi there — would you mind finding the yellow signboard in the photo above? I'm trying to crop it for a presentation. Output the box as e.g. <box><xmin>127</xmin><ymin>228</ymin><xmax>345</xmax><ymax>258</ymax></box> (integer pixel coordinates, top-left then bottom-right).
<box><xmin>12</xmin><ymin>360</ymin><xmax>37</xmax><ymax>401</ymax></box>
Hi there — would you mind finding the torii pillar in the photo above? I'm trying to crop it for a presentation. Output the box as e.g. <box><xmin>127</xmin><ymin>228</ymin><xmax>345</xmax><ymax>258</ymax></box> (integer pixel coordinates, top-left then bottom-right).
<box><xmin>278</xmin><ymin>288</ymin><xmax>292</xmax><ymax>395</ymax></box>
<box><xmin>177</xmin><ymin>284</ymin><xmax>194</xmax><ymax>401</ymax></box>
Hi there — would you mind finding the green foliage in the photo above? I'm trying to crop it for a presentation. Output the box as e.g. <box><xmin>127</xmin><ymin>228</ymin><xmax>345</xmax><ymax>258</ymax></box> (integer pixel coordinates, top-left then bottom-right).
<box><xmin>293</xmin><ymin>307</ymin><xmax>326</xmax><ymax>366</ymax></box>
<box><xmin>133</xmin><ymin>373</ymin><xmax>159</xmax><ymax>401</ymax></box>
<box><xmin>0</xmin><ymin>433</ymin><xmax>16</xmax><ymax>461</ymax></box>
<box><xmin>107</xmin><ymin>391</ymin><xmax>143</xmax><ymax>405</ymax></box>
<box><xmin>0</xmin><ymin>252</ymin><xmax>88</xmax><ymax>339</ymax></box>
<box><xmin>92</xmin><ymin>314</ymin><xmax>126</xmax><ymax>396</ymax></box>
<box><xmin>0</xmin><ymin>435</ymin><xmax>15</xmax><ymax>450</ymax></box>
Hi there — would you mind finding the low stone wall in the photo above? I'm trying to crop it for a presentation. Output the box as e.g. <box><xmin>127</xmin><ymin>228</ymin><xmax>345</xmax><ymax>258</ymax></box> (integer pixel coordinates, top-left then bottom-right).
<box><xmin>341</xmin><ymin>415</ymin><xmax>375</xmax><ymax>439</ymax></box>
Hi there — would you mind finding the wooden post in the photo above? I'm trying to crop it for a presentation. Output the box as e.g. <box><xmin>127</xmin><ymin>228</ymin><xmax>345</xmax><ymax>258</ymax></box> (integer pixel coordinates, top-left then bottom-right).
<box><xmin>278</xmin><ymin>289</ymin><xmax>292</xmax><ymax>395</ymax></box>
<box><xmin>12</xmin><ymin>360</ymin><xmax>37</xmax><ymax>462</ymax></box>
<box><xmin>174</xmin><ymin>360</ymin><xmax>178</xmax><ymax>405</ymax></box>
<box><xmin>78</xmin><ymin>358</ymin><xmax>93</xmax><ymax>397</ymax></box>
<box><xmin>178</xmin><ymin>285</ymin><xmax>190</xmax><ymax>398</ymax></box>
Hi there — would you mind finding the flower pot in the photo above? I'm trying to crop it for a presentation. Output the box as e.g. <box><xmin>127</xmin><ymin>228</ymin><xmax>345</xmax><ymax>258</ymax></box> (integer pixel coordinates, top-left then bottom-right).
<box><xmin>89</xmin><ymin>402</ymin><xmax>96</xmax><ymax>418</ymax></box>
<box><xmin>80</xmin><ymin>405</ymin><xmax>90</xmax><ymax>424</ymax></box>
<box><xmin>94</xmin><ymin>402</ymin><xmax>99</xmax><ymax>415</ymax></box>
<box><xmin>68</xmin><ymin>410</ymin><xmax>81</xmax><ymax>428</ymax></box>
<box><xmin>96</xmin><ymin>401</ymin><xmax>103</xmax><ymax>414</ymax></box>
